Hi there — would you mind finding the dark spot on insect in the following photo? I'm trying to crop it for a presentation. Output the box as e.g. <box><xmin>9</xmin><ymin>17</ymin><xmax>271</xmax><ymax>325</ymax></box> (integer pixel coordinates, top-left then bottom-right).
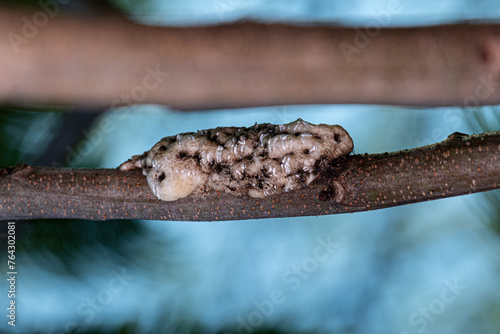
<box><xmin>314</xmin><ymin>156</ymin><xmax>332</xmax><ymax>172</ymax></box>
<box><xmin>213</xmin><ymin>164</ymin><xmax>223</xmax><ymax>173</ymax></box>
<box><xmin>303</xmin><ymin>149</ymin><xmax>310</xmax><ymax>154</ymax></box>
<box><xmin>447</xmin><ymin>132</ymin><xmax>468</xmax><ymax>140</ymax></box>
<box><xmin>158</xmin><ymin>173</ymin><xmax>166</xmax><ymax>182</ymax></box>
<box><xmin>296</xmin><ymin>170</ymin><xmax>307</xmax><ymax>183</ymax></box>
<box><xmin>159</xmin><ymin>145</ymin><xmax>167</xmax><ymax>151</ymax></box>
<box><xmin>178</xmin><ymin>152</ymin><xmax>187</xmax><ymax>158</ymax></box>
<box><xmin>314</xmin><ymin>135</ymin><xmax>322</xmax><ymax>140</ymax></box>
<box><xmin>288</xmin><ymin>152</ymin><xmax>294</xmax><ymax>156</ymax></box>
<box><xmin>319</xmin><ymin>190</ymin><xmax>333</xmax><ymax>202</ymax></box>
<box><xmin>334</xmin><ymin>134</ymin><xmax>340</xmax><ymax>142</ymax></box>
<box><xmin>193</xmin><ymin>154</ymin><xmax>201</xmax><ymax>163</ymax></box>
<box><xmin>207</xmin><ymin>134</ymin><xmax>220</xmax><ymax>145</ymax></box>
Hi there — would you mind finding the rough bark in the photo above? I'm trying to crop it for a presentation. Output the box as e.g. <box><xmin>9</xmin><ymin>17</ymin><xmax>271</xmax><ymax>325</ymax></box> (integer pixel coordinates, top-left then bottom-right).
<box><xmin>1</xmin><ymin>131</ymin><xmax>498</xmax><ymax>221</ymax></box>
<box><xmin>0</xmin><ymin>7</ymin><xmax>500</xmax><ymax>110</ymax></box>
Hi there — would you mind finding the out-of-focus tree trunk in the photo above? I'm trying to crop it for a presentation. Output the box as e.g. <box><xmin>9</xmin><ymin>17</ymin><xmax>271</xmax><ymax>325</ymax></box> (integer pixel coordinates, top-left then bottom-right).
<box><xmin>0</xmin><ymin>7</ymin><xmax>499</xmax><ymax>110</ymax></box>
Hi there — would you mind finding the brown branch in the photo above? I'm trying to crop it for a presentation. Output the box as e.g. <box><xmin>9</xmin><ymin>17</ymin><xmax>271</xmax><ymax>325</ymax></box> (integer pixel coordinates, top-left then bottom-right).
<box><xmin>1</xmin><ymin>7</ymin><xmax>500</xmax><ymax>109</ymax></box>
<box><xmin>1</xmin><ymin>131</ymin><xmax>498</xmax><ymax>221</ymax></box>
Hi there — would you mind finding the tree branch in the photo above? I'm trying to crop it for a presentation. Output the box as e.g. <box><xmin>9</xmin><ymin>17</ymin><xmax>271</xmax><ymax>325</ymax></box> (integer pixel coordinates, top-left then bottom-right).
<box><xmin>1</xmin><ymin>7</ymin><xmax>500</xmax><ymax>109</ymax></box>
<box><xmin>1</xmin><ymin>131</ymin><xmax>498</xmax><ymax>221</ymax></box>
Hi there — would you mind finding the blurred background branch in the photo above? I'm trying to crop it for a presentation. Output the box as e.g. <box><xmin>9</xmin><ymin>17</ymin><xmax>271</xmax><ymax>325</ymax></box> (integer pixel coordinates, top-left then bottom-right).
<box><xmin>0</xmin><ymin>6</ymin><xmax>499</xmax><ymax>110</ymax></box>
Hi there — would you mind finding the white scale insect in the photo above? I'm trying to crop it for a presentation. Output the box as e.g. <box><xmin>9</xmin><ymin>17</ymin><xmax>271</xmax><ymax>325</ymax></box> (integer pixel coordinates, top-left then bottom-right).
<box><xmin>119</xmin><ymin>119</ymin><xmax>353</xmax><ymax>201</ymax></box>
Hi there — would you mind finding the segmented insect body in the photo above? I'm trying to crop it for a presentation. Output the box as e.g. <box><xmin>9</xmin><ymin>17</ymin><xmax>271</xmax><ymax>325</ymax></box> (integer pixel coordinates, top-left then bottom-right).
<box><xmin>119</xmin><ymin>119</ymin><xmax>353</xmax><ymax>201</ymax></box>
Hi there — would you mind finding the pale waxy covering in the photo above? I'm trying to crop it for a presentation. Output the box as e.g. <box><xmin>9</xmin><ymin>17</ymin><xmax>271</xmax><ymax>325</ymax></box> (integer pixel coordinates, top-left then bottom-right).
<box><xmin>119</xmin><ymin>119</ymin><xmax>353</xmax><ymax>201</ymax></box>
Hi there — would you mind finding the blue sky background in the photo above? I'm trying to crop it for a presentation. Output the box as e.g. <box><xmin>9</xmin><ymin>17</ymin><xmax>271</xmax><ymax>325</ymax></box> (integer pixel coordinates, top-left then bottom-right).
<box><xmin>1</xmin><ymin>0</ymin><xmax>500</xmax><ymax>333</ymax></box>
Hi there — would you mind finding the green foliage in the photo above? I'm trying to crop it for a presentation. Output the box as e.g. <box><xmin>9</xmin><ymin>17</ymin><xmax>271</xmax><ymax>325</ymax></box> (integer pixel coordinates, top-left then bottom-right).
<box><xmin>18</xmin><ymin>219</ymin><xmax>145</xmax><ymax>274</ymax></box>
<box><xmin>0</xmin><ymin>106</ymin><xmax>65</xmax><ymax>167</ymax></box>
<box><xmin>109</xmin><ymin>0</ymin><xmax>149</xmax><ymax>14</ymax></box>
<box><xmin>0</xmin><ymin>106</ymin><xmax>151</xmax><ymax>277</ymax></box>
